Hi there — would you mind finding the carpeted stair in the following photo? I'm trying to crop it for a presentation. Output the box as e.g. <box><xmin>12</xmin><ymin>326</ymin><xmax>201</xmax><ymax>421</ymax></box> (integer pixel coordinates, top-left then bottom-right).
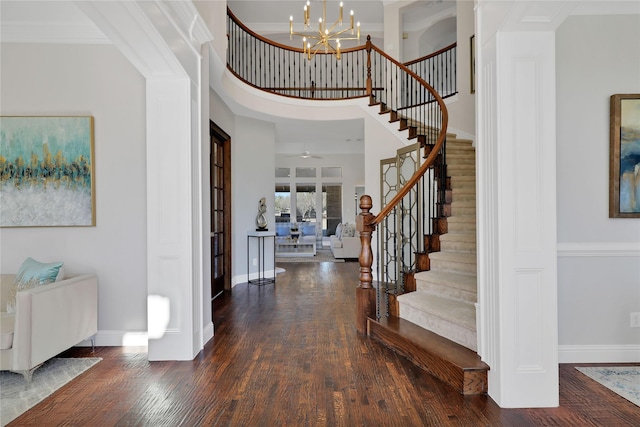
<box><xmin>397</xmin><ymin>137</ymin><xmax>478</xmax><ymax>351</ymax></box>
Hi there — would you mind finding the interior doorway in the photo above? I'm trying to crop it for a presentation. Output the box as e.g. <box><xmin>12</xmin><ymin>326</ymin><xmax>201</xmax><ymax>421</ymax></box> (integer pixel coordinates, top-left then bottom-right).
<box><xmin>210</xmin><ymin>121</ymin><xmax>231</xmax><ymax>317</ymax></box>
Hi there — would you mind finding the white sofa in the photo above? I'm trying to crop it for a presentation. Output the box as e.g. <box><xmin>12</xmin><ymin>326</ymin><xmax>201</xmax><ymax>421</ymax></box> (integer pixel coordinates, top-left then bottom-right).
<box><xmin>329</xmin><ymin>223</ymin><xmax>361</xmax><ymax>259</ymax></box>
<box><xmin>0</xmin><ymin>274</ymin><xmax>98</xmax><ymax>381</ymax></box>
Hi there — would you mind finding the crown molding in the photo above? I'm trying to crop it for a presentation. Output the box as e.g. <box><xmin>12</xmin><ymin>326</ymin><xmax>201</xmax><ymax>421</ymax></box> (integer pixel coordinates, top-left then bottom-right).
<box><xmin>570</xmin><ymin>1</ymin><xmax>640</xmax><ymax>16</ymax></box>
<box><xmin>76</xmin><ymin>1</ymin><xmax>185</xmax><ymax>79</ymax></box>
<box><xmin>156</xmin><ymin>0</ymin><xmax>213</xmax><ymax>47</ymax></box>
<box><xmin>0</xmin><ymin>22</ymin><xmax>110</xmax><ymax>44</ymax></box>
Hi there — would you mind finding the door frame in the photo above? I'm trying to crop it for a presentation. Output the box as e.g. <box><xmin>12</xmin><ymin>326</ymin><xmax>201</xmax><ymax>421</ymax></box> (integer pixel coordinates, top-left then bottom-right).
<box><xmin>210</xmin><ymin>121</ymin><xmax>232</xmax><ymax>294</ymax></box>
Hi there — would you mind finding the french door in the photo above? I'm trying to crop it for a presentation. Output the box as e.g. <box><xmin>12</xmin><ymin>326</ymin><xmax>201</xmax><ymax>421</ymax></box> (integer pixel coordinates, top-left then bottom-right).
<box><xmin>210</xmin><ymin>122</ymin><xmax>231</xmax><ymax>314</ymax></box>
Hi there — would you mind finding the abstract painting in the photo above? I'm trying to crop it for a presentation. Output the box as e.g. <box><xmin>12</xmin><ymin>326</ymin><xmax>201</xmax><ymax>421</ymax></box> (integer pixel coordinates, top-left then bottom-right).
<box><xmin>0</xmin><ymin>116</ymin><xmax>96</xmax><ymax>226</ymax></box>
<box><xmin>610</xmin><ymin>94</ymin><xmax>640</xmax><ymax>218</ymax></box>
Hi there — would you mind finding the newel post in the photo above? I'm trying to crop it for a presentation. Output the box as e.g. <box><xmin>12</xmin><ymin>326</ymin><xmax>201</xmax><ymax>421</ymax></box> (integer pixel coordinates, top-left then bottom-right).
<box><xmin>365</xmin><ymin>35</ymin><xmax>372</xmax><ymax>96</ymax></box>
<box><xmin>356</xmin><ymin>195</ymin><xmax>376</xmax><ymax>334</ymax></box>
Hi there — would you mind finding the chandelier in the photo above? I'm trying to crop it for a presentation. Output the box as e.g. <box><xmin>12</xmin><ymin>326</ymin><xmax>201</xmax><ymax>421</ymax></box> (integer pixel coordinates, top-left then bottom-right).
<box><xmin>289</xmin><ymin>0</ymin><xmax>360</xmax><ymax>60</ymax></box>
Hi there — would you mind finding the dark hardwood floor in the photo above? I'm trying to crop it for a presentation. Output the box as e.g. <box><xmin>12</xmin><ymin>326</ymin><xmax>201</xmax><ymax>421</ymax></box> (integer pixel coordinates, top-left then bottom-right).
<box><xmin>12</xmin><ymin>261</ymin><xmax>640</xmax><ymax>426</ymax></box>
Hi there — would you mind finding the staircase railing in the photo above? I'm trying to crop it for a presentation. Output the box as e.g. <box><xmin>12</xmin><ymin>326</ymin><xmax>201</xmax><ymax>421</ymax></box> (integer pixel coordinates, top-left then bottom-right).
<box><xmin>404</xmin><ymin>43</ymin><xmax>457</xmax><ymax>100</ymax></box>
<box><xmin>226</xmin><ymin>8</ymin><xmax>449</xmax><ymax>334</ymax></box>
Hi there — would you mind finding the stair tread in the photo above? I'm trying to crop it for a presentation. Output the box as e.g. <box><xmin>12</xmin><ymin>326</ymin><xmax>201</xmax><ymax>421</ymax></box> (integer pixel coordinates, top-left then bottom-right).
<box><xmin>447</xmin><ymin>153</ymin><xmax>475</xmax><ymax>158</ymax></box>
<box><xmin>451</xmin><ymin>200</ymin><xmax>476</xmax><ymax>207</ymax></box>
<box><xmin>415</xmin><ymin>270</ymin><xmax>477</xmax><ymax>292</ymax></box>
<box><xmin>370</xmin><ymin>316</ymin><xmax>487</xmax><ymax>370</ymax></box>
<box><xmin>429</xmin><ymin>251</ymin><xmax>476</xmax><ymax>264</ymax></box>
<box><xmin>439</xmin><ymin>232</ymin><xmax>476</xmax><ymax>243</ymax></box>
<box><xmin>449</xmin><ymin>138</ymin><xmax>474</xmax><ymax>144</ymax></box>
<box><xmin>398</xmin><ymin>293</ymin><xmax>476</xmax><ymax>330</ymax></box>
<box><xmin>447</xmin><ymin>215</ymin><xmax>476</xmax><ymax>223</ymax></box>
<box><xmin>367</xmin><ymin>316</ymin><xmax>489</xmax><ymax>395</ymax></box>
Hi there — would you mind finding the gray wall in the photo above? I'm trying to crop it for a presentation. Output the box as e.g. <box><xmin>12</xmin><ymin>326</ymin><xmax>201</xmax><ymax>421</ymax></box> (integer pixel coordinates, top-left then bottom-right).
<box><xmin>556</xmin><ymin>15</ymin><xmax>640</xmax><ymax>361</ymax></box>
<box><xmin>0</xmin><ymin>43</ymin><xmax>148</xmax><ymax>344</ymax></box>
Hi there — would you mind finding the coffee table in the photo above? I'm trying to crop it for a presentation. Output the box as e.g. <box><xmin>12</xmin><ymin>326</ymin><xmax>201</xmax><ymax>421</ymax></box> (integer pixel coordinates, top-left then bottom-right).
<box><xmin>276</xmin><ymin>237</ymin><xmax>317</xmax><ymax>257</ymax></box>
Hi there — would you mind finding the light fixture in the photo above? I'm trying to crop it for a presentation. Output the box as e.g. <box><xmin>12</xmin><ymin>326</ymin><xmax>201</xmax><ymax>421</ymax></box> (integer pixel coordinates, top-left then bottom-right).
<box><xmin>289</xmin><ymin>0</ymin><xmax>360</xmax><ymax>60</ymax></box>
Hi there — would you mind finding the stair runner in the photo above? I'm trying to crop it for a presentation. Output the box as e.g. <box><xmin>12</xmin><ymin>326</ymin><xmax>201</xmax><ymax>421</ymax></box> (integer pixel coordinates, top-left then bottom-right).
<box><xmin>397</xmin><ymin>137</ymin><xmax>478</xmax><ymax>351</ymax></box>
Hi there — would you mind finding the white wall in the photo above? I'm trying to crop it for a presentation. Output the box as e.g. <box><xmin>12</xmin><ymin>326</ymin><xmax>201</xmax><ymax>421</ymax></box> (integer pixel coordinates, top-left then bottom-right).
<box><xmin>556</xmin><ymin>15</ymin><xmax>640</xmax><ymax>362</ymax></box>
<box><xmin>444</xmin><ymin>0</ymin><xmax>475</xmax><ymax>138</ymax></box>
<box><xmin>232</xmin><ymin>117</ymin><xmax>276</xmax><ymax>285</ymax></box>
<box><xmin>210</xmin><ymin>88</ymin><xmax>277</xmax><ymax>287</ymax></box>
<box><xmin>0</xmin><ymin>43</ymin><xmax>148</xmax><ymax>345</ymax></box>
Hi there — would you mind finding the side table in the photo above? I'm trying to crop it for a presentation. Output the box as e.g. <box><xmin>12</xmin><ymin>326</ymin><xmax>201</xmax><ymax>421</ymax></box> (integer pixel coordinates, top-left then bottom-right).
<box><xmin>247</xmin><ymin>231</ymin><xmax>276</xmax><ymax>286</ymax></box>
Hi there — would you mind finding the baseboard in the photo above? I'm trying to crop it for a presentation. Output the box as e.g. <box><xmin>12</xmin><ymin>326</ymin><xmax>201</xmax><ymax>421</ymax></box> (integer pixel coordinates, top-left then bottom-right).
<box><xmin>77</xmin><ymin>326</ymin><xmax>216</xmax><ymax>352</ymax></box>
<box><xmin>75</xmin><ymin>330</ymin><xmax>149</xmax><ymax>347</ymax></box>
<box><xmin>203</xmin><ymin>321</ymin><xmax>215</xmax><ymax>345</ymax></box>
<box><xmin>558</xmin><ymin>344</ymin><xmax>640</xmax><ymax>363</ymax></box>
<box><xmin>232</xmin><ymin>268</ymin><xmax>278</xmax><ymax>287</ymax></box>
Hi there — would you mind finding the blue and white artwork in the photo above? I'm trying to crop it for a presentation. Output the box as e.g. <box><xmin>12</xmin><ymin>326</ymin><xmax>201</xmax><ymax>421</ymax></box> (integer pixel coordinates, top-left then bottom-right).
<box><xmin>0</xmin><ymin>116</ymin><xmax>95</xmax><ymax>227</ymax></box>
<box><xmin>619</xmin><ymin>99</ymin><xmax>640</xmax><ymax>213</ymax></box>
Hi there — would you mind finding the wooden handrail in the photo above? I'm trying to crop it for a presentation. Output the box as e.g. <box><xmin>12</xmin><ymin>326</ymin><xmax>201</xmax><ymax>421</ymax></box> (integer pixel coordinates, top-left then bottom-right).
<box><xmin>365</xmin><ymin>44</ymin><xmax>449</xmax><ymax>228</ymax></box>
<box><xmin>226</xmin><ymin>9</ymin><xmax>450</xmax><ymax>334</ymax></box>
<box><xmin>403</xmin><ymin>42</ymin><xmax>457</xmax><ymax>67</ymax></box>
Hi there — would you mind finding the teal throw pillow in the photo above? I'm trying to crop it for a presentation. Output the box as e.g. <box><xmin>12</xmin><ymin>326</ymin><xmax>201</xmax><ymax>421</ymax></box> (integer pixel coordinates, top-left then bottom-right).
<box><xmin>6</xmin><ymin>257</ymin><xmax>64</xmax><ymax>313</ymax></box>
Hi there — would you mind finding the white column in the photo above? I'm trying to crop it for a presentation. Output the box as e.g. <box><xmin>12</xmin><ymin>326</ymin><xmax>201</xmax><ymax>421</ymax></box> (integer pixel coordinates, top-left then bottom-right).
<box><xmin>476</xmin><ymin>27</ymin><xmax>559</xmax><ymax>407</ymax></box>
<box><xmin>382</xmin><ymin>1</ymin><xmax>406</xmax><ymax>61</ymax></box>
<box><xmin>78</xmin><ymin>0</ymin><xmax>212</xmax><ymax>361</ymax></box>
<box><xmin>146</xmin><ymin>78</ymin><xmax>197</xmax><ymax>361</ymax></box>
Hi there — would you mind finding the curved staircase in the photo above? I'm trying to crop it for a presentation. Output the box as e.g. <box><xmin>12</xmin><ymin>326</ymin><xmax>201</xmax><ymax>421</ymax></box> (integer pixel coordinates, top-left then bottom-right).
<box><xmin>398</xmin><ymin>136</ymin><xmax>477</xmax><ymax>352</ymax></box>
<box><xmin>224</xmin><ymin>8</ymin><xmax>488</xmax><ymax>395</ymax></box>
<box><xmin>368</xmin><ymin>131</ymin><xmax>488</xmax><ymax>395</ymax></box>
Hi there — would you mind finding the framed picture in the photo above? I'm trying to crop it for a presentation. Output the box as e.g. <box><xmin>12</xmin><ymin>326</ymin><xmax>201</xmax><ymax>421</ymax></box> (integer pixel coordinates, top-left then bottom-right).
<box><xmin>470</xmin><ymin>34</ymin><xmax>475</xmax><ymax>94</ymax></box>
<box><xmin>609</xmin><ymin>94</ymin><xmax>640</xmax><ymax>218</ymax></box>
<box><xmin>0</xmin><ymin>116</ymin><xmax>96</xmax><ymax>227</ymax></box>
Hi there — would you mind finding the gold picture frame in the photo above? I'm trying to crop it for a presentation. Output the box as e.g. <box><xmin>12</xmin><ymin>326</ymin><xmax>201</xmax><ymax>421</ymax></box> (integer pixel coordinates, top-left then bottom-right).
<box><xmin>470</xmin><ymin>34</ymin><xmax>475</xmax><ymax>94</ymax></box>
<box><xmin>609</xmin><ymin>94</ymin><xmax>640</xmax><ymax>218</ymax></box>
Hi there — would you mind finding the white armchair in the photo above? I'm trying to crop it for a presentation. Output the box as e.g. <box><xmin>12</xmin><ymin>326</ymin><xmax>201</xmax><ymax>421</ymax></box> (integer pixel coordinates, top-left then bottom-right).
<box><xmin>329</xmin><ymin>223</ymin><xmax>360</xmax><ymax>259</ymax></box>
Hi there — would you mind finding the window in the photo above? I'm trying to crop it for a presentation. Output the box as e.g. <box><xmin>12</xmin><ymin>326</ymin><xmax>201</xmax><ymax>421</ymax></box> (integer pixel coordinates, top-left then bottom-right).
<box><xmin>296</xmin><ymin>184</ymin><xmax>316</xmax><ymax>223</ymax></box>
<box><xmin>296</xmin><ymin>167</ymin><xmax>316</xmax><ymax>178</ymax></box>
<box><xmin>276</xmin><ymin>167</ymin><xmax>290</xmax><ymax>178</ymax></box>
<box><xmin>321</xmin><ymin>167</ymin><xmax>342</xmax><ymax>178</ymax></box>
<box><xmin>275</xmin><ymin>184</ymin><xmax>291</xmax><ymax>223</ymax></box>
<box><xmin>322</xmin><ymin>184</ymin><xmax>342</xmax><ymax>236</ymax></box>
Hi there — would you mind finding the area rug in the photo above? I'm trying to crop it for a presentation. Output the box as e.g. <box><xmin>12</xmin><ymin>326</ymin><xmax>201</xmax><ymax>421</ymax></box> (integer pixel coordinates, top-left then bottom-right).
<box><xmin>576</xmin><ymin>366</ymin><xmax>640</xmax><ymax>407</ymax></box>
<box><xmin>1</xmin><ymin>357</ymin><xmax>102</xmax><ymax>426</ymax></box>
<box><xmin>276</xmin><ymin>249</ymin><xmax>345</xmax><ymax>263</ymax></box>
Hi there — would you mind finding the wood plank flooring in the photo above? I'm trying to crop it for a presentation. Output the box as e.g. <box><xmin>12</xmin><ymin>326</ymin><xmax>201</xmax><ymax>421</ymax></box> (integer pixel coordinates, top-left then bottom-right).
<box><xmin>11</xmin><ymin>261</ymin><xmax>640</xmax><ymax>426</ymax></box>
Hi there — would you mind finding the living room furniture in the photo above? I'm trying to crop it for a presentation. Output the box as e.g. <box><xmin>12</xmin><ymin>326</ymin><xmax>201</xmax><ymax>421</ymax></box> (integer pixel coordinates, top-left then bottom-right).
<box><xmin>247</xmin><ymin>231</ymin><xmax>276</xmax><ymax>286</ymax></box>
<box><xmin>0</xmin><ymin>273</ymin><xmax>98</xmax><ymax>382</ymax></box>
<box><xmin>275</xmin><ymin>235</ymin><xmax>317</xmax><ymax>257</ymax></box>
<box><xmin>329</xmin><ymin>223</ymin><xmax>360</xmax><ymax>259</ymax></box>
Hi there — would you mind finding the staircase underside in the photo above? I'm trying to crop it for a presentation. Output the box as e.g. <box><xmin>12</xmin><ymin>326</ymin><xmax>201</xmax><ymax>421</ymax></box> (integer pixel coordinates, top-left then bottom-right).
<box><xmin>368</xmin><ymin>315</ymin><xmax>489</xmax><ymax>395</ymax></box>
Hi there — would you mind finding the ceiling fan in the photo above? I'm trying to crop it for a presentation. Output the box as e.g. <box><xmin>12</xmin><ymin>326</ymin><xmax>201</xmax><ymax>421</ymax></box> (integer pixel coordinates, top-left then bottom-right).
<box><xmin>285</xmin><ymin>150</ymin><xmax>323</xmax><ymax>159</ymax></box>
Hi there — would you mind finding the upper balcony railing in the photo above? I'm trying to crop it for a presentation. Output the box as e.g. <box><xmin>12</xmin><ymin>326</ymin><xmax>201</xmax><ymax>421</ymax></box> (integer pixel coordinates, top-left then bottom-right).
<box><xmin>404</xmin><ymin>43</ymin><xmax>457</xmax><ymax>100</ymax></box>
<box><xmin>227</xmin><ymin>9</ymin><xmax>457</xmax><ymax>102</ymax></box>
<box><xmin>227</xmin><ymin>8</ymin><xmax>450</xmax><ymax>333</ymax></box>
